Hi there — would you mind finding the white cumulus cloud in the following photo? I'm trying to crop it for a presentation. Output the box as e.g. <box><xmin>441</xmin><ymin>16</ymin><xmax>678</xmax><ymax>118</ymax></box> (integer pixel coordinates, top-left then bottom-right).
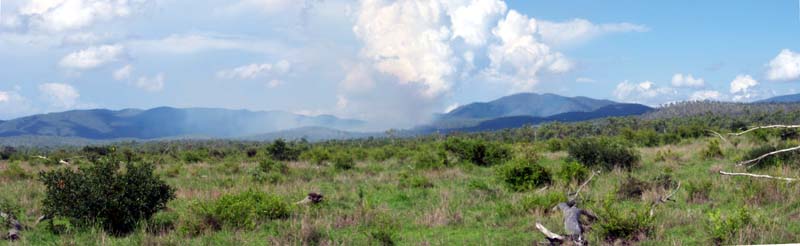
<box><xmin>38</xmin><ymin>83</ymin><xmax>80</xmax><ymax>109</ymax></box>
<box><xmin>135</xmin><ymin>73</ymin><xmax>164</xmax><ymax>92</ymax></box>
<box><xmin>59</xmin><ymin>44</ymin><xmax>124</xmax><ymax>69</ymax></box>
<box><xmin>613</xmin><ymin>80</ymin><xmax>676</xmax><ymax>105</ymax></box>
<box><xmin>766</xmin><ymin>49</ymin><xmax>800</xmax><ymax>81</ymax></box>
<box><xmin>689</xmin><ymin>90</ymin><xmax>721</xmax><ymax>101</ymax></box>
<box><xmin>730</xmin><ymin>74</ymin><xmax>758</xmax><ymax>94</ymax></box>
<box><xmin>16</xmin><ymin>0</ymin><xmax>148</xmax><ymax>32</ymax></box>
<box><xmin>217</xmin><ymin>60</ymin><xmax>292</xmax><ymax>80</ymax></box>
<box><xmin>353</xmin><ymin>0</ymin><xmax>456</xmax><ymax>98</ymax></box>
<box><xmin>671</xmin><ymin>73</ymin><xmax>705</xmax><ymax>88</ymax></box>
<box><xmin>487</xmin><ymin>10</ymin><xmax>572</xmax><ymax>92</ymax></box>
<box><xmin>448</xmin><ymin>0</ymin><xmax>507</xmax><ymax>46</ymax></box>
<box><xmin>537</xmin><ymin>18</ymin><xmax>649</xmax><ymax>47</ymax></box>
<box><xmin>113</xmin><ymin>64</ymin><xmax>133</xmax><ymax>80</ymax></box>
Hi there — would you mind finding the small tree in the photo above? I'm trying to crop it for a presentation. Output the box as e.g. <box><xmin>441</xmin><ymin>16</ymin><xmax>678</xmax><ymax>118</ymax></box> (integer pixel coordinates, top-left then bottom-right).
<box><xmin>39</xmin><ymin>159</ymin><xmax>175</xmax><ymax>235</ymax></box>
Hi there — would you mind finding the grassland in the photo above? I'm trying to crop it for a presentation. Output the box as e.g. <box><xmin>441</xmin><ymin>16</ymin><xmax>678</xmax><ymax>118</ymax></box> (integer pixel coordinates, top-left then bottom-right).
<box><xmin>1</xmin><ymin>136</ymin><xmax>799</xmax><ymax>245</ymax></box>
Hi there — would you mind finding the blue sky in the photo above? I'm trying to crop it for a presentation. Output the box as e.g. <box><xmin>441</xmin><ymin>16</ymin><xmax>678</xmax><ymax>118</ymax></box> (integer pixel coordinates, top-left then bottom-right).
<box><xmin>1</xmin><ymin>0</ymin><xmax>799</xmax><ymax>128</ymax></box>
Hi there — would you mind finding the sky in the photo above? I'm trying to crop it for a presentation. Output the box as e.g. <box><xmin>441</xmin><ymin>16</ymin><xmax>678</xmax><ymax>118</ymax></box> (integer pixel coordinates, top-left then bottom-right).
<box><xmin>0</xmin><ymin>0</ymin><xmax>799</xmax><ymax>129</ymax></box>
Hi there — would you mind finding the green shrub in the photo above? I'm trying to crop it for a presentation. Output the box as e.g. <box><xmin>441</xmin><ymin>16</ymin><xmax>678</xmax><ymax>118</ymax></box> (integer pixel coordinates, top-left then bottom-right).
<box><xmin>267</xmin><ymin>139</ymin><xmax>300</xmax><ymax>161</ymax></box>
<box><xmin>567</xmin><ymin>137</ymin><xmax>640</xmax><ymax>170</ymax></box>
<box><xmin>332</xmin><ymin>152</ymin><xmax>355</xmax><ymax>170</ymax></box>
<box><xmin>182</xmin><ymin>150</ymin><xmax>207</xmax><ymax>163</ymax></box>
<box><xmin>39</xmin><ymin>160</ymin><xmax>175</xmax><ymax>234</ymax></box>
<box><xmin>251</xmin><ymin>158</ymin><xmax>288</xmax><ymax>183</ymax></box>
<box><xmin>596</xmin><ymin>199</ymin><xmax>653</xmax><ymax>242</ymax></box>
<box><xmin>398</xmin><ymin>172</ymin><xmax>433</xmax><ymax>189</ymax></box>
<box><xmin>743</xmin><ymin>142</ymin><xmax>800</xmax><ymax>168</ymax></box>
<box><xmin>545</xmin><ymin>138</ymin><xmax>567</xmax><ymax>152</ymax></box>
<box><xmin>520</xmin><ymin>191</ymin><xmax>567</xmax><ymax>211</ymax></box>
<box><xmin>707</xmin><ymin>208</ymin><xmax>751</xmax><ymax>244</ymax></box>
<box><xmin>411</xmin><ymin>149</ymin><xmax>446</xmax><ymax>169</ymax></box>
<box><xmin>556</xmin><ymin>161</ymin><xmax>588</xmax><ymax>184</ymax></box>
<box><xmin>444</xmin><ymin>138</ymin><xmax>511</xmax><ymax>166</ymax></box>
<box><xmin>701</xmin><ymin>139</ymin><xmax>724</xmax><ymax>160</ymax></box>
<box><xmin>496</xmin><ymin>159</ymin><xmax>551</xmax><ymax>192</ymax></box>
<box><xmin>196</xmin><ymin>190</ymin><xmax>290</xmax><ymax>230</ymax></box>
<box><xmin>300</xmin><ymin>147</ymin><xmax>331</xmax><ymax>165</ymax></box>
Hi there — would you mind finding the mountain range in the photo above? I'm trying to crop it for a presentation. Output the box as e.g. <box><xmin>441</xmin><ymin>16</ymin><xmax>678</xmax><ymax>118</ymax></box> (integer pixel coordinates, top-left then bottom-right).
<box><xmin>0</xmin><ymin>107</ymin><xmax>364</xmax><ymax>140</ymax></box>
<box><xmin>757</xmin><ymin>93</ymin><xmax>800</xmax><ymax>103</ymax></box>
<box><xmin>4</xmin><ymin>91</ymin><xmax>799</xmax><ymax>145</ymax></box>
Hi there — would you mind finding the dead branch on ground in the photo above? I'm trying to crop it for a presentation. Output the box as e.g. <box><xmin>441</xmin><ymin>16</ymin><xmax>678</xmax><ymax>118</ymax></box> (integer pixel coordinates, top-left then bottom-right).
<box><xmin>719</xmin><ymin>170</ymin><xmax>798</xmax><ymax>182</ymax></box>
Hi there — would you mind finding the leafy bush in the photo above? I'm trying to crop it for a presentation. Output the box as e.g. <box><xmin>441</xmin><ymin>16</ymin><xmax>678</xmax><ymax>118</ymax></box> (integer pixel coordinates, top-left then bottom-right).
<box><xmin>707</xmin><ymin>208</ymin><xmax>751</xmax><ymax>244</ymax></box>
<box><xmin>398</xmin><ymin>172</ymin><xmax>433</xmax><ymax>189</ymax></box>
<box><xmin>444</xmin><ymin>138</ymin><xmax>511</xmax><ymax>166</ymax></box>
<box><xmin>596</xmin><ymin>199</ymin><xmax>653</xmax><ymax>242</ymax></box>
<box><xmin>300</xmin><ymin>147</ymin><xmax>331</xmax><ymax>165</ymax></box>
<box><xmin>39</xmin><ymin>160</ymin><xmax>175</xmax><ymax>234</ymax></box>
<box><xmin>332</xmin><ymin>152</ymin><xmax>355</xmax><ymax>170</ymax></box>
<box><xmin>567</xmin><ymin>137</ymin><xmax>640</xmax><ymax>170</ymax></box>
<box><xmin>251</xmin><ymin>158</ymin><xmax>288</xmax><ymax>183</ymax></box>
<box><xmin>182</xmin><ymin>150</ymin><xmax>208</xmax><ymax>163</ymax></box>
<box><xmin>701</xmin><ymin>139</ymin><xmax>724</xmax><ymax>160</ymax></box>
<box><xmin>743</xmin><ymin>142</ymin><xmax>800</xmax><ymax>168</ymax></box>
<box><xmin>411</xmin><ymin>149</ymin><xmax>447</xmax><ymax>169</ymax></box>
<box><xmin>195</xmin><ymin>190</ymin><xmax>290</xmax><ymax>230</ymax></box>
<box><xmin>267</xmin><ymin>139</ymin><xmax>300</xmax><ymax>161</ymax></box>
<box><xmin>495</xmin><ymin>159</ymin><xmax>551</xmax><ymax>191</ymax></box>
<box><xmin>556</xmin><ymin>161</ymin><xmax>588</xmax><ymax>184</ymax></box>
<box><xmin>0</xmin><ymin>146</ymin><xmax>18</xmax><ymax>160</ymax></box>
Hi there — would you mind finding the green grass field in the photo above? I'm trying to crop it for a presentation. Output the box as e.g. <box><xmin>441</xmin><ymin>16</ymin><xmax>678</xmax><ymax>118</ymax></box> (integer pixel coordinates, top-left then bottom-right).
<box><xmin>1</xmin><ymin>137</ymin><xmax>799</xmax><ymax>245</ymax></box>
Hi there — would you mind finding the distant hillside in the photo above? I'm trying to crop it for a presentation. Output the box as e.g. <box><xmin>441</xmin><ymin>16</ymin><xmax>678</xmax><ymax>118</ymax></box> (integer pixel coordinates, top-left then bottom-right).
<box><xmin>643</xmin><ymin>101</ymin><xmax>800</xmax><ymax>120</ymax></box>
<box><xmin>443</xmin><ymin>93</ymin><xmax>617</xmax><ymax>120</ymax></box>
<box><xmin>448</xmin><ymin>103</ymin><xmax>652</xmax><ymax>132</ymax></box>
<box><xmin>0</xmin><ymin>107</ymin><xmax>365</xmax><ymax>140</ymax></box>
<box><xmin>244</xmin><ymin>127</ymin><xmax>379</xmax><ymax>142</ymax></box>
<box><xmin>757</xmin><ymin>93</ymin><xmax>800</xmax><ymax>103</ymax></box>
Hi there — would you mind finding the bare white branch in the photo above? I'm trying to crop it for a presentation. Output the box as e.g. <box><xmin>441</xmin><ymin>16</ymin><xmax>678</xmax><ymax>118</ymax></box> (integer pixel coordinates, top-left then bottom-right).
<box><xmin>569</xmin><ymin>170</ymin><xmax>599</xmax><ymax>199</ymax></box>
<box><xmin>719</xmin><ymin>170</ymin><xmax>799</xmax><ymax>182</ymax></box>
<box><xmin>736</xmin><ymin>145</ymin><xmax>800</xmax><ymax>168</ymax></box>
<box><xmin>728</xmin><ymin>125</ymin><xmax>800</xmax><ymax>137</ymax></box>
<box><xmin>535</xmin><ymin>222</ymin><xmax>564</xmax><ymax>243</ymax></box>
<box><xmin>649</xmin><ymin>181</ymin><xmax>681</xmax><ymax>217</ymax></box>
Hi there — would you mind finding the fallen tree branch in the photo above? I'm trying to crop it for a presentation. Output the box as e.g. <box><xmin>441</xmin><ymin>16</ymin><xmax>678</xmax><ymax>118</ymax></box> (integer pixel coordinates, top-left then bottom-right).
<box><xmin>649</xmin><ymin>181</ymin><xmax>681</xmax><ymax>217</ymax></box>
<box><xmin>736</xmin><ymin>145</ymin><xmax>800</xmax><ymax>168</ymax></box>
<box><xmin>719</xmin><ymin>170</ymin><xmax>799</xmax><ymax>182</ymax></box>
<box><xmin>728</xmin><ymin>125</ymin><xmax>800</xmax><ymax>137</ymax></box>
<box><xmin>568</xmin><ymin>170</ymin><xmax>599</xmax><ymax>200</ymax></box>
<box><xmin>707</xmin><ymin>130</ymin><xmax>731</xmax><ymax>145</ymax></box>
<box><xmin>535</xmin><ymin>223</ymin><xmax>565</xmax><ymax>245</ymax></box>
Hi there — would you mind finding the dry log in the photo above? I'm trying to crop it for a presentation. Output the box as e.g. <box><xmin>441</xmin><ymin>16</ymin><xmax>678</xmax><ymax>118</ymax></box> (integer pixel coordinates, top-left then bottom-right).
<box><xmin>719</xmin><ymin>170</ymin><xmax>798</xmax><ymax>182</ymax></box>
<box><xmin>728</xmin><ymin>125</ymin><xmax>800</xmax><ymax>137</ymax></box>
<box><xmin>535</xmin><ymin>222</ymin><xmax>565</xmax><ymax>245</ymax></box>
<box><xmin>707</xmin><ymin>129</ymin><xmax>731</xmax><ymax>145</ymax></box>
<box><xmin>736</xmin><ymin>145</ymin><xmax>800</xmax><ymax>168</ymax></box>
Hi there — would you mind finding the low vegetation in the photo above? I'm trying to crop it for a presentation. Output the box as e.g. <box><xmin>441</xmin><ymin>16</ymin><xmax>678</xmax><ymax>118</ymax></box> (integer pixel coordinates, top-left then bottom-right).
<box><xmin>1</xmin><ymin>112</ymin><xmax>800</xmax><ymax>245</ymax></box>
